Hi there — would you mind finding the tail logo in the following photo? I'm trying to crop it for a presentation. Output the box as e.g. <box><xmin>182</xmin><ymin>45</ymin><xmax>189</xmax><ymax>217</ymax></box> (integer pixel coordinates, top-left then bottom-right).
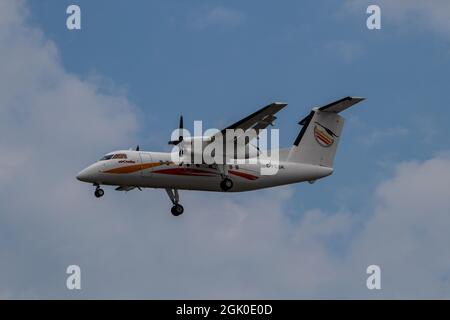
<box><xmin>314</xmin><ymin>122</ymin><xmax>337</xmax><ymax>147</ymax></box>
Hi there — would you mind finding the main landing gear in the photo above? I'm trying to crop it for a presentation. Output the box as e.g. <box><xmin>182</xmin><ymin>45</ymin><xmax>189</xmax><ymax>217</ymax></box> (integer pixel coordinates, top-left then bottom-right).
<box><xmin>220</xmin><ymin>178</ymin><xmax>233</xmax><ymax>191</ymax></box>
<box><xmin>218</xmin><ymin>164</ymin><xmax>233</xmax><ymax>191</ymax></box>
<box><xmin>94</xmin><ymin>184</ymin><xmax>104</xmax><ymax>198</ymax></box>
<box><xmin>165</xmin><ymin>188</ymin><xmax>184</xmax><ymax>216</ymax></box>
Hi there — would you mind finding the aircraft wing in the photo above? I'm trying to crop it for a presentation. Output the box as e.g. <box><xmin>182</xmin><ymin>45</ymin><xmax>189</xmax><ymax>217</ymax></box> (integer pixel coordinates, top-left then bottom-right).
<box><xmin>214</xmin><ymin>102</ymin><xmax>287</xmax><ymax>143</ymax></box>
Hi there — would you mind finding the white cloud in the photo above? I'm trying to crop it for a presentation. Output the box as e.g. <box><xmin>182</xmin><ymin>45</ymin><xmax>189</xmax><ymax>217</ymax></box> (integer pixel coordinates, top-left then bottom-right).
<box><xmin>350</xmin><ymin>156</ymin><xmax>450</xmax><ymax>298</ymax></box>
<box><xmin>327</xmin><ymin>41</ymin><xmax>364</xmax><ymax>62</ymax></box>
<box><xmin>1</xmin><ymin>0</ymin><xmax>450</xmax><ymax>299</ymax></box>
<box><xmin>190</xmin><ymin>6</ymin><xmax>246</xmax><ymax>30</ymax></box>
<box><xmin>0</xmin><ymin>1</ymin><xmax>138</xmax><ymax>165</ymax></box>
<box><xmin>359</xmin><ymin>126</ymin><xmax>409</xmax><ymax>145</ymax></box>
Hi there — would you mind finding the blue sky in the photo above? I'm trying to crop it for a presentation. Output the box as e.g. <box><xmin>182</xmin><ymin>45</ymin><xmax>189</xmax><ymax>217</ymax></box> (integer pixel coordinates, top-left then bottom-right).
<box><xmin>1</xmin><ymin>0</ymin><xmax>450</xmax><ymax>298</ymax></box>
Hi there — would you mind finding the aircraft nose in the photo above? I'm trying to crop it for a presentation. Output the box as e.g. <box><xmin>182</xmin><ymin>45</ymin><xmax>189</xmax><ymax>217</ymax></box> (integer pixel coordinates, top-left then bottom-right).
<box><xmin>76</xmin><ymin>168</ymin><xmax>89</xmax><ymax>182</ymax></box>
<box><xmin>77</xmin><ymin>166</ymin><xmax>96</xmax><ymax>182</ymax></box>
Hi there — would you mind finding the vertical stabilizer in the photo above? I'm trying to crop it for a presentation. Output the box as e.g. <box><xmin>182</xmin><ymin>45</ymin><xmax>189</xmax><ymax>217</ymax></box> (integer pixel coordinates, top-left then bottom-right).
<box><xmin>287</xmin><ymin>97</ymin><xmax>364</xmax><ymax>167</ymax></box>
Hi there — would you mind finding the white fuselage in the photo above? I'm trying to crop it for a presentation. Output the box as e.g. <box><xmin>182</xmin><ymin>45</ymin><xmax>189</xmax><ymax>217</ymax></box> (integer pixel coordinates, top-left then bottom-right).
<box><xmin>76</xmin><ymin>150</ymin><xmax>333</xmax><ymax>192</ymax></box>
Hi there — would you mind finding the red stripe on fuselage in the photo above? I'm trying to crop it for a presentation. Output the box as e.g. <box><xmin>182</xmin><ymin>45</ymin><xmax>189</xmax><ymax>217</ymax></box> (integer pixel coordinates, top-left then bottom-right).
<box><xmin>153</xmin><ymin>168</ymin><xmax>216</xmax><ymax>177</ymax></box>
<box><xmin>229</xmin><ymin>170</ymin><xmax>258</xmax><ymax>180</ymax></box>
<box><xmin>152</xmin><ymin>167</ymin><xmax>259</xmax><ymax>180</ymax></box>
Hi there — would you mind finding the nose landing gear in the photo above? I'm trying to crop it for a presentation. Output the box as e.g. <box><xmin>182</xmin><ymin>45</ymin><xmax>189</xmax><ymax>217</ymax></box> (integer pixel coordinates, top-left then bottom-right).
<box><xmin>171</xmin><ymin>204</ymin><xmax>184</xmax><ymax>216</ymax></box>
<box><xmin>94</xmin><ymin>184</ymin><xmax>104</xmax><ymax>198</ymax></box>
<box><xmin>165</xmin><ymin>188</ymin><xmax>184</xmax><ymax>216</ymax></box>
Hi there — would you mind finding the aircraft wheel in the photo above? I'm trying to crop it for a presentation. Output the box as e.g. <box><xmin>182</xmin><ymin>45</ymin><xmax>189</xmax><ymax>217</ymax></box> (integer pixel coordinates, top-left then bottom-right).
<box><xmin>94</xmin><ymin>188</ymin><xmax>104</xmax><ymax>198</ymax></box>
<box><xmin>171</xmin><ymin>204</ymin><xmax>184</xmax><ymax>216</ymax></box>
<box><xmin>220</xmin><ymin>178</ymin><xmax>233</xmax><ymax>191</ymax></box>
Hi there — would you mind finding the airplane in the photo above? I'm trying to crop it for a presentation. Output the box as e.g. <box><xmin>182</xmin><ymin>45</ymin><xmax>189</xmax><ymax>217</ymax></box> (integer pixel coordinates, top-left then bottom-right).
<box><xmin>76</xmin><ymin>96</ymin><xmax>365</xmax><ymax>216</ymax></box>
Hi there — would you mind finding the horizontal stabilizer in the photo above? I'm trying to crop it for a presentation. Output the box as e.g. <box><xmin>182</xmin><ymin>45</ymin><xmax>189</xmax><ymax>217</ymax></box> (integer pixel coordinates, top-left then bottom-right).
<box><xmin>317</xmin><ymin>96</ymin><xmax>365</xmax><ymax>113</ymax></box>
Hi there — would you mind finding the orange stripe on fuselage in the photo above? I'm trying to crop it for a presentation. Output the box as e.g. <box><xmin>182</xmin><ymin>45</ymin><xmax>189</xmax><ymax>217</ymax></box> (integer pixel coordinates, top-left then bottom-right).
<box><xmin>103</xmin><ymin>162</ymin><xmax>162</xmax><ymax>174</ymax></box>
<box><xmin>104</xmin><ymin>161</ymin><xmax>259</xmax><ymax>181</ymax></box>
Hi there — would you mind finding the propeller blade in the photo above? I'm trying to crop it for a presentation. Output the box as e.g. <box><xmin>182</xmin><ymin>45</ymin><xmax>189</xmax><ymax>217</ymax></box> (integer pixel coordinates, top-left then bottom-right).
<box><xmin>178</xmin><ymin>115</ymin><xmax>184</xmax><ymax>142</ymax></box>
<box><xmin>168</xmin><ymin>115</ymin><xmax>184</xmax><ymax>145</ymax></box>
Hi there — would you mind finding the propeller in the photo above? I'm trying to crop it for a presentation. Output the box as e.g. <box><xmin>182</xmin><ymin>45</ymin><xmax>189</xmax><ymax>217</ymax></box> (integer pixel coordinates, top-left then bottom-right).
<box><xmin>168</xmin><ymin>115</ymin><xmax>184</xmax><ymax>145</ymax></box>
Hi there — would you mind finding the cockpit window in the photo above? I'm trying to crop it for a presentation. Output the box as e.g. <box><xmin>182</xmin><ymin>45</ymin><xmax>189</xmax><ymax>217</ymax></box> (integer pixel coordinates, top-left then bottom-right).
<box><xmin>99</xmin><ymin>153</ymin><xmax>128</xmax><ymax>161</ymax></box>
<box><xmin>99</xmin><ymin>154</ymin><xmax>114</xmax><ymax>161</ymax></box>
<box><xmin>112</xmin><ymin>153</ymin><xmax>127</xmax><ymax>159</ymax></box>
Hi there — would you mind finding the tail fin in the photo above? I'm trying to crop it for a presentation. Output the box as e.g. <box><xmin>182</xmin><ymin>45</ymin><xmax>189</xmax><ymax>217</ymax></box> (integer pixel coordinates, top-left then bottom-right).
<box><xmin>287</xmin><ymin>97</ymin><xmax>364</xmax><ymax>167</ymax></box>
